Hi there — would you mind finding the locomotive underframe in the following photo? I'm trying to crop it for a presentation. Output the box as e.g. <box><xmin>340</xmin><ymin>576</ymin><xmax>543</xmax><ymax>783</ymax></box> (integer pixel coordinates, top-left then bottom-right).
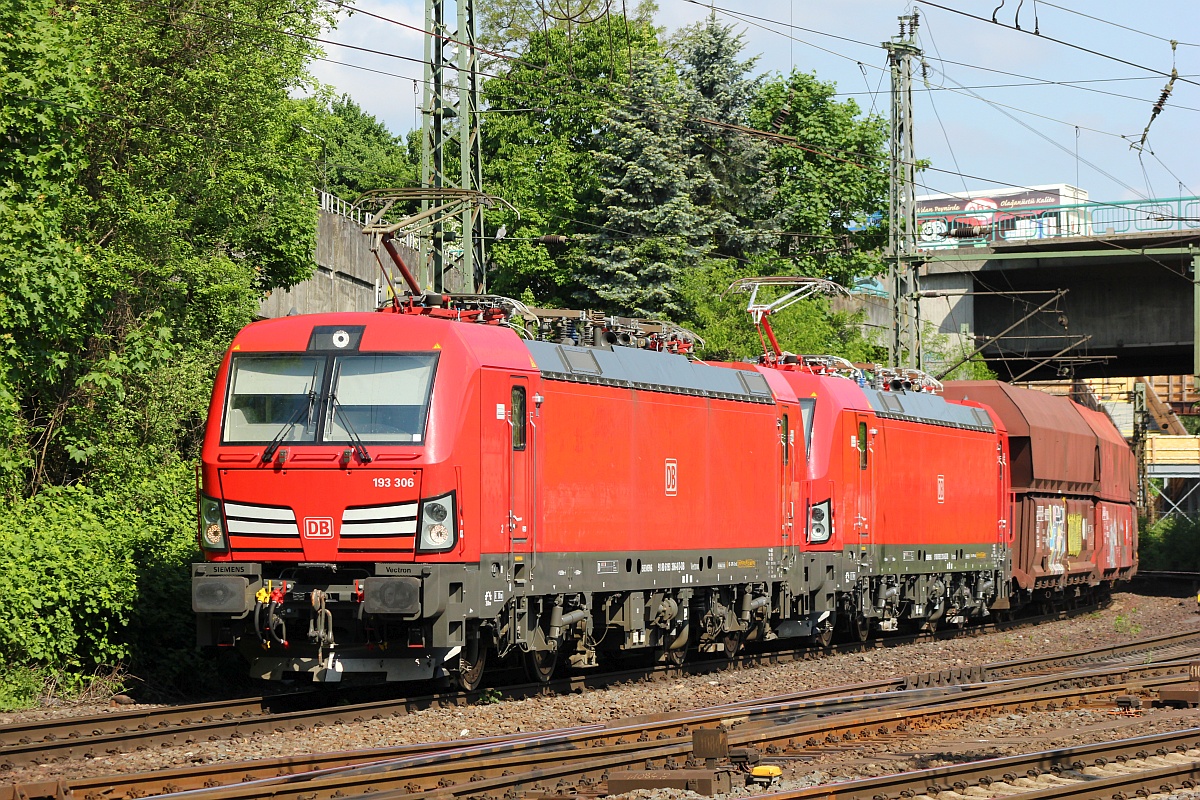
<box><xmin>193</xmin><ymin>541</ymin><xmax>1011</xmax><ymax>683</ymax></box>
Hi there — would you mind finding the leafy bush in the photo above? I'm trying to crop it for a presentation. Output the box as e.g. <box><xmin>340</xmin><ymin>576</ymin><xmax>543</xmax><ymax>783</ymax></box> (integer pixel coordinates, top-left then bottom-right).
<box><xmin>0</xmin><ymin>467</ymin><xmax>203</xmax><ymax>704</ymax></box>
<box><xmin>0</xmin><ymin>666</ymin><xmax>51</xmax><ymax>711</ymax></box>
<box><xmin>1138</xmin><ymin>514</ymin><xmax>1200</xmax><ymax>572</ymax></box>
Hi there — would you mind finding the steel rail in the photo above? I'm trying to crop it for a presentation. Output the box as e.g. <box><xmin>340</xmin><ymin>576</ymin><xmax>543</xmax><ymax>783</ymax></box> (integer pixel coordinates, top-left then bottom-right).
<box><xmin>4</xmin><ymin>623</ymin><xmax>1195</xmax><ymax>796</ymax></box>
<box><xmin>0</xmin><ymin>681</ymin><xmax>940</xmax><ymax>799</ymax></box>
<box><xmin>0</xmin><ymin>697</ymin><xmax>268</xmax><ymax>749</ymax></box>
<box><xmin>307</xmin><ymin>667</ymin><xmax>1200</xmax><ymax>800</ymax></box>
<box><xmin>31</xmin><ymin>655</ymin><xmax>1192</xmax><ymax>800</ymax></box>
<box><xmin>0</xmin><ymin>606</ymin><xmax>1128</xmax><ymax>771</ymax></box>
<box><xmin>759</xmin><ymin>727</ymin><xmax>1200</xmax><ymax>800</ymax></box>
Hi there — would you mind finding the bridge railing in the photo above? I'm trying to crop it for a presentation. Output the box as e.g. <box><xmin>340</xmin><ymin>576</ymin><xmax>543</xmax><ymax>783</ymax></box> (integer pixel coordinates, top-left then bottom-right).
<box><xmin>318</xmin><ymin>190</ymin><xmax>420</xmax><ymax>251</ymax></box>
<box><xmin>917</xmin><ymin>196</ymin><xmax>1200</xmax><ymax>250</ymax></box>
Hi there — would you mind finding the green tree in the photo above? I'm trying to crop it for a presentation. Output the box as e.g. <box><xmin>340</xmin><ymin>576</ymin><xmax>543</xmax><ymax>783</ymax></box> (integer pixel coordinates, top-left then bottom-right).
<box><xmin>481</xmin><ymin>10</ymin><xmax>661</xmax><ymax>305</ymax></box>
<box><xmin>309</xmin><ymin>95</ymin><xmax>417</xmax><ymax>200</ymax></box>
<box><xmin>576</xmin><ymin>52</ymin><xmax>717</xmax><ymax>318</ymax></box>
<box><xmin>0</xmin><ymin>0</ymin><xmax>96</xmax><ymax>498</ymax></box>
<box><xmin>749</xmin><ymin>70</ymin><xmax>889</xmax><ymax>285</ymax></box>
<box><xmin>678</xmin><ymin>261</ymin><xmax>882</xmax><ymax>363</ymax></box>
<box><xmin>670</xmin><ymin>14</ymin><xmax>771</xmax><ymax>260</ymax></box>
<box><xmin>0</xmin><ymin>0</ymin><xmax>331</xmax><ymax>699</ymax></box>
<box><xmin>1</xmin><ymin>0</ymin><xmax>327</xmax><ymax>494</ymax></box>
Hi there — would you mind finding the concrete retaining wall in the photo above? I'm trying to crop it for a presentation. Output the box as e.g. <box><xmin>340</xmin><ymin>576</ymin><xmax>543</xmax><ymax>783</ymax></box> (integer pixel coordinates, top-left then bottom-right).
<box><xmin>259</xmin><ymin>207</ymin><xmax>421</xmax><ymax>318</ymax></box>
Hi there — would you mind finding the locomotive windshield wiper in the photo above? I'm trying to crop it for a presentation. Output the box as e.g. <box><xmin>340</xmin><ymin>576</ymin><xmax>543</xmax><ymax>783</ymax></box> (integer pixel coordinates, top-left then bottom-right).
<box><xmin>261</xmin><ymin>391</ymin><xmax>315</xmax><ymax>463</ymax></box>
<box><xmin>330</xmin><ymin>392</ymin><xmax>372</xmax><ymax>464</ymax></box>
<box><xmin>262</xmin><ymin>367</ymin><xmax>318</xmax><ymax>463</ymax></box>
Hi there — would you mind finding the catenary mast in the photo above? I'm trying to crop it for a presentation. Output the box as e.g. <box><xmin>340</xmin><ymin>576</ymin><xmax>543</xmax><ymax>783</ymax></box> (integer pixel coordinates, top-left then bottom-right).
<box><xmin>884</xmin><ymin>13</ymin><xmax>923</xmax><ymax>368</ymax></box>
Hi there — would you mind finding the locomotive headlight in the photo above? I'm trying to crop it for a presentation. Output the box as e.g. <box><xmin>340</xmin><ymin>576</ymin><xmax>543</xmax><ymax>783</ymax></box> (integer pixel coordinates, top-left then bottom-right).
<box><xmin>198</xmin><ymin>495</ymin><xmax>228</xmax><ymax>551</ymax></box>
<box><xmin>426</xmin><ymin>523</ymin><xmax>450</xmax><ymax>546</ymax></box>
<box><xmin>808</xmin><ymin>500</ymin><xmax>832</xmax><ymax>544</ymax></box>
<box><xmin>417</xmin><ymin>491</ymin><xmax>457</xmax><ymax>553</ymax></box>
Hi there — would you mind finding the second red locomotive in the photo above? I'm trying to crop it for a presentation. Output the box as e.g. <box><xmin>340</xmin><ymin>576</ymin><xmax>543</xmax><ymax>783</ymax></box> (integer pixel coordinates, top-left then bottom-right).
<box><xmin>192</xmin><ymin>295</ymin><xmax>1136</xmax><ymax>687</ymax></box>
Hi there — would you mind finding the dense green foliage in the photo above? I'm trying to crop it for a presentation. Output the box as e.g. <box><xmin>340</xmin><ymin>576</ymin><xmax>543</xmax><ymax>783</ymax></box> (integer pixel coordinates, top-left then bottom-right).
<box><xmin>0</xmin><ymin>0</ymin><xmax>330</xmax><ymax>704</ymax></box>
<box><xmin>1139</xmin><ymin>513</ymin><xmax>1200</xmax><ymax>572</ymax></box>
<box><xmin>2</xmin><ymin>0</ymin><xmax>327</xmax><ymax>496</ymax></box>
<box><xmin>0</xmin><ymin>470</ymin><xmax>198</xmax><ymax>707</ymax></box>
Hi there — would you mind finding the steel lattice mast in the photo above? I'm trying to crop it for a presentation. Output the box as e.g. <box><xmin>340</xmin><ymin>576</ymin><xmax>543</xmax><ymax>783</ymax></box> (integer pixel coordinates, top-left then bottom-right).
<box><xmin>421</xmin><ymin>0</ymin><xmax>485</xmax><ymax>293</ymax></box>
<box><xmin>884</xmin><ymin>13</ymin><xmax>923</xmax><ymax>369</ymax></box>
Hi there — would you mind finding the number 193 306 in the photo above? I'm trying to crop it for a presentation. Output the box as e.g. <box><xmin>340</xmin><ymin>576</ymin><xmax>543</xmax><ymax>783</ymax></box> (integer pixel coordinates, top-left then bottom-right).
<box><xmin>373</xmin><ymin>477</ymin><xmax>415</xmax><ymax>488</ymax></box>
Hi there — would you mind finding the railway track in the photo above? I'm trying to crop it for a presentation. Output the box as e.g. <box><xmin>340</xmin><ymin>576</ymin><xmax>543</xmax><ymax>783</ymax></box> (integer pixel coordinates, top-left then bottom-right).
<box><xmin>771</xmin><ymin>728</ymin><xmax>1200</xmax><ymax>800</ymax></box>
<box><xmin>0</xmin><ymin>607</ymin><xmax>1178</xmax><ymax>772</ymax></box>
<box><xmin>5</xmin><ymin>631</ymin><xmax>1199</xmax><ymax>800</ymax></box>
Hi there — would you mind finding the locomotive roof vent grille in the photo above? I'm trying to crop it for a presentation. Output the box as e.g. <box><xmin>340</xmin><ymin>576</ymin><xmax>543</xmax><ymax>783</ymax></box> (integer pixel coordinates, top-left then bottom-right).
<box><xmin>560</xmin><ymin>347</ymin><xmax>602</xmax><ymax>375</ymax></box>
<box><xmin>865</xmin><ymin>389</ymin><xmax>995</xmax><ymax>432</ymax></box>
<box><xmin>526</xmin><ymin>340</ymin><xmax>774</xmax><ymax>405</ymax></box>
<box><xmin>738</xmin><ymin>371</ymin><xmax>774</xmax><ymax>397</ymax></box>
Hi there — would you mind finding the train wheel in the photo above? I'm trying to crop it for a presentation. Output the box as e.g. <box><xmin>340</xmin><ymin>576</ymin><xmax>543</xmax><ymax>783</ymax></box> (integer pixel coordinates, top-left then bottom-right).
<box><xmin>523</xmin><ymin>649</ymin><xmax>557</xmax><ymax>683</ymax></box>
<box><xmin>810</xmin><ymin>625</ymin><xmax>834</xmax><ymax>648</ymax></box>
<box><xmin>455</xmin><ymin>637</ymin><xmax>488</xmax><ymax>692</ymax></box>
<box><xmin>662</xmin><ymin>645</ymin><xmax>687</xmax><ymax>668</ymax></box>
<box><xmin>853</xmin><ymin>615</ymin><xmax>871</xmax><ymax>643</ymax></box>
<box><xmin>722</xmin><ymin>630</ymin><xmax>742</xmax><ymax>659</ymax></box>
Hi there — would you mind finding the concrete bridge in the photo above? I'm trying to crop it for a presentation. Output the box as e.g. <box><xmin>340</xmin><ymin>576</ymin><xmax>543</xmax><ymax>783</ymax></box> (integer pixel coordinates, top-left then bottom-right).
<box><xmin>916</xmin><ymin>196</ymin><xmax>1200</xmax><ymax>381</ymax></box>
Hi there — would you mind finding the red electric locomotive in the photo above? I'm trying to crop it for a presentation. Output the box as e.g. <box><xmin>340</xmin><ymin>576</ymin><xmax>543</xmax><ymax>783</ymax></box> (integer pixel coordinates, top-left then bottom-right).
<box><xmin>192</xmin><ymin>290</ymin><xmax>1133</xmax><ymax>687</ymax></box>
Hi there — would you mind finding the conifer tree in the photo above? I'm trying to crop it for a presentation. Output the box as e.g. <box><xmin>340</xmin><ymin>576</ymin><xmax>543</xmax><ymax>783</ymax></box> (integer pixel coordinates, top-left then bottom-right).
<box><xmin>671</xmin><ymin>14</ymin><xmax>771</xmax><ymax>260</ymax></box>
<box><xmin>576</xmin><ymin>53</ymin><xmax>717</xmax><ymax>318</ymax></box>
<box><xmin>481</xmin><ymin>12</ymin><xmax>661</xmax><ymax>305</ymax></box>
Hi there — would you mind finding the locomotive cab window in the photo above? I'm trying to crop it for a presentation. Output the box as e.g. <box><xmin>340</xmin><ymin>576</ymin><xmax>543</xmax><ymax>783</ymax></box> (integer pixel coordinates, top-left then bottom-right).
<box><xmin>511</xmin><ymin>387</ymin><xmax>527</xmax><ymax>450</ymax></box>
<box><xmin>221</xmin><ymin>352</ymin><xmax>437</xmax><ymax>444</ymax></box>
<box><xmin>224</xmin><ymin>356</ymin><xmax>325</xmax><ymax>443</ymax></box>
<box><xmin>781</xmin><ymin>414</ymin><xmax>789</xmax><ymax>466</ymax></box>
<box><xmin>326</xmin><ymin>353</ymin><xmax>438</xmax><ymax>443</ymax></box>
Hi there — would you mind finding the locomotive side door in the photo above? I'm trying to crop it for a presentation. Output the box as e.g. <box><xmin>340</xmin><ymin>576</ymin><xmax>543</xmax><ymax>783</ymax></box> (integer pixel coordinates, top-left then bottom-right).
<box><xmin>507</xmin><ymin>377</ymin><xmax>533</xmax><ymax>586</ymax></box>
<box><xmin>853</xmin><ymin>412</ymin><xmax>875</xmax><ymax>555</ymax></box>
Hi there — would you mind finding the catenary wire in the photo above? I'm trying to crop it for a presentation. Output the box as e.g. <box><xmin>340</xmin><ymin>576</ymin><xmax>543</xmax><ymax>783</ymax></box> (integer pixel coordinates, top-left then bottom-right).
<box><xmin>917</xmin><ymin>13</ymin><xmax>972</xmax><ymax>198</ymax></box>
<box><xmin>931</xmin><ymin>66</ymin><xmax>1151</xmax><ymax>199</ymax></box>
<box><xmin>1034</xmin><ymin>0</ymin><xmax>1199</xmax><ymax>48</ymax></box>
<box><xmin>915</xmin><ymin>0</ymin><xmax>1200</xmax><ymax>88</ymax></box>
<box><xmin>697</xmin><ymin>115</ymin><xmax>1197</xmax><ymax>282</ymax></box>
<box><xmin>72</xmin><ymin>0</ymin><xmax>1200</xmax><ymax>275</ymax></box>
<box><xmin>665</xmin><ymin>0</ymin><xmax>1197</xmax><ymax>198</ymax></box>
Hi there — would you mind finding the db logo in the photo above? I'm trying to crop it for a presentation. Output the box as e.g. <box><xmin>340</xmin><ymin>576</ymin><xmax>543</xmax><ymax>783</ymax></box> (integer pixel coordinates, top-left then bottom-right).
<box><xmin>664</xmin><ymin>459</ymin><xmax>678</xmax><ymax>497</ymax></box>
<box><xmin>303</xmin><ymin>517</ymin><xmax>334</xmax><ymax>539</ymax></box>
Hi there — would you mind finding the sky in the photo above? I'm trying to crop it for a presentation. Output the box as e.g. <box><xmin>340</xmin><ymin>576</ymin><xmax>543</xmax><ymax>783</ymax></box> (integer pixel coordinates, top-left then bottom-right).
<box><xmin>308</xmin><ymin>0</ymin><xmax>1200</xmax><ymax>208</ymax></box>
